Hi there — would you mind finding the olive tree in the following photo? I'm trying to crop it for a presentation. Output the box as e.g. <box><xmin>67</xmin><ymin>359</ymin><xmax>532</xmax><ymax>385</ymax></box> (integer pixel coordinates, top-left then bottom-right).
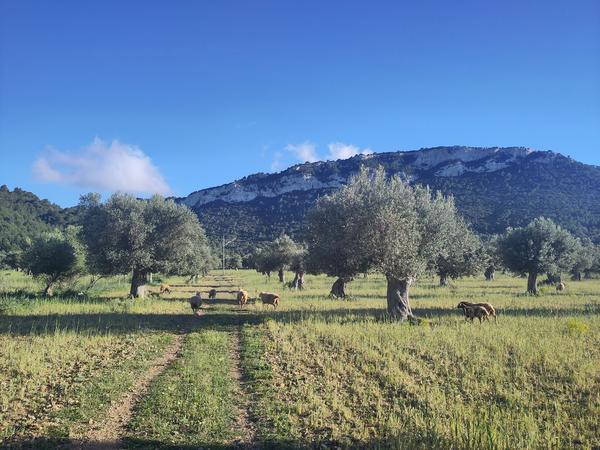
<box><xmin>253</xmin><ymin>247</ymin><xmax>276</xmax><ymax>279</ymax></box>
<box><xmin>80</xmin><ymin>193</ymin><xmax>211</xmax><ymax>298</ymax></box>
<box><xmin>481</xmin><ymin>235</ymin><xmax>503</xmax><ymax>281</ymax></box>
<box><xmin>497</xmin><ymin>217</ymin><xmax>579</xmax><ymax>294</ymax></box>
<box><xmin>434</xmin><ymin>218</ymin><xmax>483</xmax><ymax>286</ymax></box>
<box><xmin>306</xmin><ymin>180</ymin><xmax>373</xmax><ymax>298</ymax></box>
<box><xmin>288</xmin><ymin>245</ymin><xmax>307</xmax><ymax>290</ymax></box>
<box><xmin>308</xmin><ymin>167</ymin><xmax>467</xmax><ymax>320</ymax></box>
<box><xmin>571</xmin><ymin>238</ymin><xmax>595</xmax><ymax>281</ymax></box>
<box><xmin>257</xmin><ymin>235</ymin><xmax>303</xmax><ymax>283</ymax></box>
<box><xmin>584</xmin><ymin>243</ymin><xmax>600</xmax><ymax>279</ymax></box>
<box><xmin>362</xmin><ymin>170</ymin><xmax>469</xmax><ymax>320</ymax></box>
<box><xmin>22</xmin><ymin>227</ymin><xmax>85</xmax><ymax>296</ymax></box>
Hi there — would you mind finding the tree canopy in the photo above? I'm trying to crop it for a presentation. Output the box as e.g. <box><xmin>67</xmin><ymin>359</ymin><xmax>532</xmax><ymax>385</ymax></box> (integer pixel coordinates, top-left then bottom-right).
<box><xmin>306</xmin><ymin>179</ymin><xmax>373</xmax><ymax>297</ymax></box>
<box><xmin>433</xmin><ymin>216</ymin><xmax>483</xmax><ymax>286</ymax></box>
<box><xmin>21</xmin><ymin>227</ymin><xmax>85</xmax><ymax>296</ymax></box>
<box><xmin>307</xmin><ymin>166</ymin><xmax>471</xmax><ymax>319</ymax></box>
<box><xmin>253</xmin><ymin>234</ymin><xmax>304</xmax><ymax>282</ymax></box>
<box><xmin>79</xmin><ymin>193</ymin><xmax>212</xmax><ymax>297</ymax></box>
<box><xmin>497</xmin><ymin>217</ymin><xmax>580</xmax><ymax>293</ymax></box>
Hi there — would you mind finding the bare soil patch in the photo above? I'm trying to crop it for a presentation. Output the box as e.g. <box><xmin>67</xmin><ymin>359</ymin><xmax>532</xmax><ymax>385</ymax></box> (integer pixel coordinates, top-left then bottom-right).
<box><xmin>67</xmin><ymin>333</ymin><xmax>186</xmax><ymax>450</ymax></box>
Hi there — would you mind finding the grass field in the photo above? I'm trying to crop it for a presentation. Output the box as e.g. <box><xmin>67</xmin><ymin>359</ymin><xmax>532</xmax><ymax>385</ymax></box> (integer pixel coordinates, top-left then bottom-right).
<box><xmin>0</xmin><ymin>269</ymin><xmax>598</xmax><ymax>449</ymax></box>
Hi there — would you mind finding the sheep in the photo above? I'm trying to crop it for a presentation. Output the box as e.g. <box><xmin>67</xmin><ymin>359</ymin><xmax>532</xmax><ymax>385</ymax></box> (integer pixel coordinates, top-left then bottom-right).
<box><xmin>556</xmin><ymin>282</ymin><xmax>566</xmax><ymax>292</ymax></box>
<box><xmin>457</xmin><ymin>301</ymin><xmax>497</xmax><ymax>323</ymax></box>
<box><xmin>259</xmin><ymin>291</ymin><xmax>280</xmax><ymax>309</ymax></box>
<box><xmin>160</xmin><ymin>284</ymin><xmax>171</xmax><ymax>294</ymax></box>
<box><xmin>457</xmin><ymin>302</ymin><xmax>490</xmax><ymax>324</ymax></box>
<box><xmin>237</xmin><ymin>289</ymin><xmax>249</xmax><ymax>307</ymax></box>
<box><xmin>208</xmin><ymin>288</ymin><xmax>217</xmax><ymax>300</ymax></box>
<box><xmin>189</xmin><ymin>292</ymin><xmax>203</xmax><ymax>315</ymax></box>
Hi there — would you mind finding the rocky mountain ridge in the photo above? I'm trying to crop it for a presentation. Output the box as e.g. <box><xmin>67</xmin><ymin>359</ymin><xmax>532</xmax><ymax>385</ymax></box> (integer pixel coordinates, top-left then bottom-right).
<box><xmin>180</xmin><ymin>146</ymin><xmax>548</xmax><ymax>208</ymax></box>
<box><xmin>175</xmin><ymin>146</ymin><xmax>600</xmax><ymax>254</ymax></box>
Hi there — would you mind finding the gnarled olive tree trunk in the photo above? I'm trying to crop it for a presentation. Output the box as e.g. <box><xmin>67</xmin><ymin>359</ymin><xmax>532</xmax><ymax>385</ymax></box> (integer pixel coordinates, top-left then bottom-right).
<box><xmin>130</xmin><ymin>269</ymin><xmax>147</xmax><ymax>298</ymax></box>
<box><xmin>278</xmin><ymin>268</ymin><xmax>285</xmax><ymax>283</ymax></box>
<box><xmin>290</xmin><ymin>271</ymin><xmax>305</xmax><ymax>290</ymax></box>
<box><xmin>439</xmin><ymin>274</ymin><xmax>449</xmax><ymax>286</ymax></box>
<box><xmin>44</xmin><ymin>281</ymin><xmax>54</xmax><ymax>297</ymax></box>
<box><xmin>527</xmin><ymin>272</ymin><xmax>538</xmax><ymax>294</ymax></box>
<box><xmin>386</xmin><ymin>275</ymin><xmax>414</xmax><ymax>321</ymax></box>
<box><xmin>330</xmin><ymin>277</ymin><xmax>350</xmax><ymax>298</ymax></box>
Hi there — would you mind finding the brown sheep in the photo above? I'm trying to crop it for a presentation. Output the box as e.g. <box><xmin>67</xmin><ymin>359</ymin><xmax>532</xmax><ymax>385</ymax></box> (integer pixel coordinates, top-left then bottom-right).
<box><xmin>159</xmin><ymin>284</ymin><xmax>171</xmax><ymax>294</ymax></box>
<box><xmin>457</xmin><ymin>303</ymin><xmax>490</xmax><ymax>324</ymax></box>
<box><xmin>556</xmin><ymin>282</ymin><xmax>566</xmax><ymax>292</ymax></box>
<box><xmin>237</xmin><ymin>289</ymin><xmax>249</xmax><ymax>307</ymax></box>
<box><xmin>208</xmin><ymin>288</ymin><xmax>217</xmax><ymax>300</ymax></box>
<box><xmin>457</xmin><ymin>301</ymin><xmax>497</xmax><ymax>323</ymax></box>
<box><xmin>189</xmin><ymin>292</ymin><xmax>203</xmax><ymax>315</ymax></box>
<box><xmin>259</xmin><ymin>291</ymin><xmax>280</xmax><ymax>309</ymax></box>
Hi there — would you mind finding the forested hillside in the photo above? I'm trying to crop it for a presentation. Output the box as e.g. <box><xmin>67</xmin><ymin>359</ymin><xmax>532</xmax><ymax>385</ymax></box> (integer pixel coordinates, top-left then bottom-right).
<box><xmin>0</xmin><ymin>185</ymin><xmax>77</xmax><ymax>264</ymax></box>
<box><xmin>3</xmin><ymin>147</ymin><xmax>600</xmax><ymax>261</ymax></box>
<box><xmin>180</xmin><ymin>147</ymin><xmax>600</xmax><ymax>255</ymax></box>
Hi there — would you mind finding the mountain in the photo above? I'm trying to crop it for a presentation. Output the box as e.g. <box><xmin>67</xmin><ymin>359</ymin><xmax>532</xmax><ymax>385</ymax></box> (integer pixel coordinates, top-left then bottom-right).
<box><xmin>177</xmin><ymin>146</ymin><xmax>600</xmax><ymax>254</ymax></box>
<box><xmin>0</xmin><ymin>185</ymin><xmax>78</xmax><ymax>260</ymax></box>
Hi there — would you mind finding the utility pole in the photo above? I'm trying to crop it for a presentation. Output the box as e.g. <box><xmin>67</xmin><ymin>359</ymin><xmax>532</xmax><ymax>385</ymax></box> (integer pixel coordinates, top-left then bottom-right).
<box><xmin>222</xmin><ymin>235</ymin><xmax>236</xmax><ymax>275</ymax></box>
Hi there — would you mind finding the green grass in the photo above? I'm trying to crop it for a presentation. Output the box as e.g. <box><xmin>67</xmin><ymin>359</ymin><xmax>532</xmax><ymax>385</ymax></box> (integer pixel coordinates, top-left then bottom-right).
<box><xmin>0</xmin><ymin>269</ymin><xmax>599</xmax><ymax>449</ymax></box>
<box><xmin>125</xmin><ymin>329</ymin><xmax>237</xmax><ymax>449</ymax></box>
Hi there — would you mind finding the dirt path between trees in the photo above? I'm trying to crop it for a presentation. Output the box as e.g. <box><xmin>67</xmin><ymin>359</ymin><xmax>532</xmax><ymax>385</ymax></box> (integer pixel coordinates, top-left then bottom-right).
<box><xmin>229</xmin><ymin>326</ymin><xmax>258</xmax><ymax>448</ymax></box>
<box><xmin>67</xmin><ymin>333</ymin><xmax>186</xmax><ymax>450</ymax></box>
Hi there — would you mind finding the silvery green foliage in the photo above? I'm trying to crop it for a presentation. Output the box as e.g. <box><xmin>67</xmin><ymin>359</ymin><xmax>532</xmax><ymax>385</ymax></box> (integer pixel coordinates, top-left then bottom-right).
<box><xmin>570</xmin><ymin>237</ymin><xmax>594</xmax><ymax>279</ymax></box>
<box><xmin>307</xmin><ymin>166</ymin><xmax>468</xmax><ymax>315</ymax></box>
<box><xmin>255</xmin><ymin>234</ymin><xmax>304</xmax><ymax>274</ymax></box>
<box><xmin>22</xmin><ymin>227</ymin><xmax>85</xmax><ymax>295</ymax></box>
<box><xmin>434</xmin><ymin>216</ymin><xmax>484</xmax><ymax>283</ymax></box>
<box><xmin>356</xmin><ymin>167</ymin><xmax>462</xmax><ymax>283</ymax></box>
<box><xmin>308</xmin><ymin>166</ymin><xmax>468</xmax><ymax>280</ymax></box>
<box><xmin>306</xmin><ymin>174</ymin><xmax>373</xmax><ymax>280</ymax></box>
<box><xmin>498</xmin><ymin>217</ymin><xmax>579</xmax><ymax>280</ymax></box>
<box><xmin>80</xmin><ymin>193</ymin><xmax>211</xmax><ymax>280</ymax></box>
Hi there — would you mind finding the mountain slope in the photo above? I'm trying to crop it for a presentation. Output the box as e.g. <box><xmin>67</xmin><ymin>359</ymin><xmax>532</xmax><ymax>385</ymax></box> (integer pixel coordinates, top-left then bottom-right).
<box><xmin>177</xmin><ymin>146</ymin><xmax>600</xmax><ymax>253</ymax></box>
<box><xmin>0</xmin><ymin>185</ymin><xmax>77</xmax><ymax>257</ymax></box>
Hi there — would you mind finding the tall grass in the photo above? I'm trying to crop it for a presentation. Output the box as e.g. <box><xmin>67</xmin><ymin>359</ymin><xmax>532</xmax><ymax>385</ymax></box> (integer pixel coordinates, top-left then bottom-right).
<box><xmin>1</xmin><ymin>269</ymin><xmax>598</xmax><ymax>449</ymax></box>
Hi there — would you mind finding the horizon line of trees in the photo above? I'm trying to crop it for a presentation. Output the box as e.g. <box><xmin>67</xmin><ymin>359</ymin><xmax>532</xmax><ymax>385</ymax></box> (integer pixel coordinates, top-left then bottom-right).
<box><xmin>2</xmin><ymin>167</ymin><xmax>600</xmax><ymax>310</ymax></box>
<box><xmin>247</xmin><ymin>167</ymin><xmax>600</xmax><ymax>321</ymax></box>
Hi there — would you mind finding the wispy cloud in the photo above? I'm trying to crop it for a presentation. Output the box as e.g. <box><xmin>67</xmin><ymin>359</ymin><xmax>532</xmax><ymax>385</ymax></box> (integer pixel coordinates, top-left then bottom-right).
<box><xmin>33</xmin><ymin>138</ymin><xmax>172</xmax><ymax>195</ymax></box>
<box><xmin>327</xmin><ymin>142</ymin><xmax>373</xmax><ymax>160</ymax></box>
<box><xmin>285</xmin><ymin>141</ymin><xmax>319</xmax><ymax>163</ymax></box>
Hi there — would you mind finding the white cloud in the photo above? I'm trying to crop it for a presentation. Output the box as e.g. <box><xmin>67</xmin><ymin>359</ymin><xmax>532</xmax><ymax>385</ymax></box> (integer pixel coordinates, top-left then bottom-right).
<box><xmin>285</xmin><ymin>141</ymin><xmax>319</xmax><ymax>163</ymax></box>
<box><xmin>33</xmin><ymin>138</ymin><xmax>172</xmax><ymax>195</ymax></box>
<box><xmin>327</xmin><ymin>142</ymin><xmax>373</xmax><ymax>160</ymax></box>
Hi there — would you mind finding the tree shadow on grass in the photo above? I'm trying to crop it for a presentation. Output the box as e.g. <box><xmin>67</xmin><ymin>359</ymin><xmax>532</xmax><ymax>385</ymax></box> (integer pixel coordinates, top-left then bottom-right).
<box><xmin>1</xmin><ymin>301</ymin><xmax>599</xmax><ymax>337</ymax></box>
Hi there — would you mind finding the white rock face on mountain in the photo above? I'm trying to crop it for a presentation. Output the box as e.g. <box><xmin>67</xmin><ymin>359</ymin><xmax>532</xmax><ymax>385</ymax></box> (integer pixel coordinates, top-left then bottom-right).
<box><xmin>182</xmin><ymin>172</ymin><xmax>346</xmax><ymax>208</ymax></box>
<box><xmin>181</xmin><ymin>146</ymin><xmax>538</xmax><ymax>207</ymax></box>
<box><xmin>415</xmin><ymin>146</ymin><xmax>531</xmax><ymax>170</ymax></box>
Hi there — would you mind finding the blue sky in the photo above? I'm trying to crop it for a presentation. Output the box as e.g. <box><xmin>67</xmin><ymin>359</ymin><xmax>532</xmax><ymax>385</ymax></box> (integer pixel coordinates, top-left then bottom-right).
<box><xmin>1</xmin><ymin>0</ymin><xmax>599</xmax><ymax>206</ymax></box>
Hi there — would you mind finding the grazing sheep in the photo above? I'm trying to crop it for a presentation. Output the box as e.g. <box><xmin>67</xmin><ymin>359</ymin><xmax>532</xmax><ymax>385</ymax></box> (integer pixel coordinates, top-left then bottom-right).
<box><xmin>160</xmin><ymin>284</ymin><xmax>171</xmax><ymax>294</ymax></box>
<box><xmin>457</xmin><ymin>302</ymin><xmax>490</xmax><ymax>324</ymax></box>
<box><xmin>556</xmin><ymin>282</ymin><xmax>566</xmax><ymax>292</ymax></box>
<box><xmin>259</xmin><ymin>291</ymin><xmax>280</xmax><ymax>309</ymax></box>
<box><xmin>189</xmin><ymin>292</ymin><xmax>203</xmax><ymax>314</ymax></box>
<box><xmin>457</xmin><ymin>301</ymin><xmax>497</xmax><ymax>323</ymax></box>
<box><xmin>237</xmin><ymin>289</ymin><xmax>249</xmax><ymax>307</ymax></box>
<box><xmin>208</xmin><ymin>288</ymin><xmax>217</xmax><ymax>300</ymax></box>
